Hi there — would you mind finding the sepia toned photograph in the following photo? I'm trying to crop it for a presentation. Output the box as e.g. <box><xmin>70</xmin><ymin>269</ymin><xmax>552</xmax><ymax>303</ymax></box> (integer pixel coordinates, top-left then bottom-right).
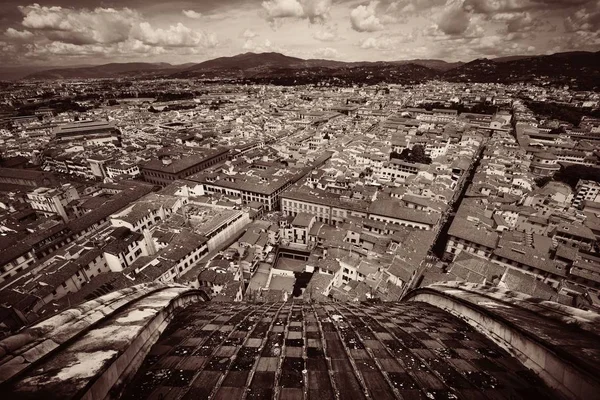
<box><xmin>0</xmin><ymin>0</ymin><xmax>599</xmax><ymax>399</ymax></box>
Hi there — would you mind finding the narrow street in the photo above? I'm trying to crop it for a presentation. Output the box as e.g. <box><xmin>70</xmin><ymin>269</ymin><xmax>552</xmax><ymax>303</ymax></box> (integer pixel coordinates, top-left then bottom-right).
<box><xmin>431</xmin><ymin>142</ymin><xmax>487</xmax><ymax>258</ymax></box>
<box><xmin>402</xmin><ymin>142</ymin><xmax>487</xmax><ymax>296</ymax></box>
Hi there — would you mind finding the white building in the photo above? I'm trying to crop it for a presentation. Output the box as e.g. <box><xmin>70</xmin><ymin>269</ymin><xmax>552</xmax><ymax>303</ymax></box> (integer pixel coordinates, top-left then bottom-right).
<box><xmin>26</xmin><ymin>184</ymin><xmax>80</xmax><ymax>221</ymax></box>
<box><xmin>573</xmin><ymin>180</ymin><xmax>600</xmax><ymax>209</ymax></box>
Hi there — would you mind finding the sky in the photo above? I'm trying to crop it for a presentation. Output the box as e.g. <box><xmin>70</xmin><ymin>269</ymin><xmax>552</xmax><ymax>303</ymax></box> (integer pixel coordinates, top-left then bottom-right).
<box><xmin>0</xmin><ymin>0</ymin><xmax>599</xmax><ymax>66</ymax></box>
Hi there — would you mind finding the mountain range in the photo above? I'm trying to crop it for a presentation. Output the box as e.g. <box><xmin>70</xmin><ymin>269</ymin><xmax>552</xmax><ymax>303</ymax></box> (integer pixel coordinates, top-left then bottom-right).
<box><xmin>5</xmin><ymin>51</ymin><xmax>599</xmax><ymax>89</ymax></box>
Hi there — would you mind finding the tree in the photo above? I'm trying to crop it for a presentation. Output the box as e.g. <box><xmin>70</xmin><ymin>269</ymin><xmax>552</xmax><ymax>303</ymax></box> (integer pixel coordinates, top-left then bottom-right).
<box><xmin>390</xmin><ymin>151</ymin><xmax>402</xmax><ymax>160</ymax></box>
<box><xmin>411</xmin><ymin>145</ymin><xmax>430</xmax><ymax>164</ymax></box>
<box><xmin>400</xmin><ymin>148</ymin><xmax>412</xmax><ymax>159</ymax></box>
<box><xmin>390</xmin><ymin>145</ymin><xmax>432</xmax><ymax>164</ymax></box>
<box><xmin>534</xmin><ymin>176</ymin><xmax>552</xmax><ymax>188</ymax></box>
<box><xmin>554</xmin><ymin>165</ymin><xmax>600</xmax><ymax>189</ymax></box>
<box><xmin>524</xmin><ymin>100</ymin><xmax>589</xmax><ymax>127</ymax></box>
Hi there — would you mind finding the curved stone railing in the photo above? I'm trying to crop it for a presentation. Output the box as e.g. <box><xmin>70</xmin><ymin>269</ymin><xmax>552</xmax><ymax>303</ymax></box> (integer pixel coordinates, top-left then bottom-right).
<box><xmin>404</xmin><ymin>281</ymin><xmax>600</xmax><ymax>400</ymax></box>
<box><xmin>0</xmin><ymin>283</ymin><xmax>209</xmax><ymax>399</ymax></box>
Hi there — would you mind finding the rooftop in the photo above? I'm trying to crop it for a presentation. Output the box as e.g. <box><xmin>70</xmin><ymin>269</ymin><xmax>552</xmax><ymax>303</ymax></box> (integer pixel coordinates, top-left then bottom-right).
<box><xmin>369</xmin><ymin>198</ymin><xmax>440</xmax><ymax>225</ymax></box>
<box><xmin>291</xmin><ymin>212</ymin><xmax>314</xmax><ymax>228</ymax></box>
<box><xmin>4</xmin><ymin>278</ymin><xmax>600</xmax><ymax>400</ymax></box>
<box><xmin>119</xmin><ymin>300</ymin><xmax>561</xmax><ymax>400</ymax></box>
<box><xmin>448</xmin><ymin>216</ymin><xmax>499</xmax><ymax>249</ymax></box>
<box><xmin>53</xmin><ymin>120</ymin><xmax>117</xmax><ymax>137</ymax></box>
<box><xmin>143</xmin><ymin>148</ymin><xmax>228</xmax><ymax>174</ymax></box>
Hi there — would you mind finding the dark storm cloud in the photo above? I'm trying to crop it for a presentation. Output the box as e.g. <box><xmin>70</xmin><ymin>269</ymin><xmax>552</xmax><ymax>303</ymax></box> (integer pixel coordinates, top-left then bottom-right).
<box><xmin>438</xmin><ymin>7</ymin><xmax>471</xmax><ymax>35</ymax></box>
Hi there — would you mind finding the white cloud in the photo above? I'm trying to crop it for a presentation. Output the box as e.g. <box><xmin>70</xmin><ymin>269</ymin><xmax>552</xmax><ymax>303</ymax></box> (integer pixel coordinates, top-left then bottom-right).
<box><xmin>313</xmin><ymin>30</ymin><xmax>336</xmax><ymax>41</ymax></box>
<box><xmin>26</xmin><ymin>41</ymin><xmax>113</xmax><ymax>57</ymax></box>
<box><xmin>182</xmin><ymin>10</ymin><xmax>202</xmax><ymax>19</ymax></box>
<box><xmin>359</xmin><ymin>36</ymin><xmax>396</xmax><ymax>49</ymax></box>
<box><xmin>5</xmin><ymin>28</ymin><xmax>34</xmax><ymax>41</ymax></box>
<box><xmin>463</xmin><ymin>0</ymin><xmax>567</xmax><ymax>15</ymax></box>
<box><xmin>313</xmin><ymin>24</ymin><xmax>339</xmax><ymax>41</ymax></box>
<box><xmin>242</xmin><ymin>29</ymin><xmax>258</xmax><ymax>39</ymax></box>
<box><xmin>262</xmin><ymin>0</ymin><xmax>304</xmax><ymax>20</ymax></box>
<box><xmin>133</xmin><ymin>22</ymin><xmax>218</xmax><ymax>48</ymax></box>
<box><xmin>385</xmin><ymin>0</ymin><xmax>446</xmax><ymax>16</ymax></box>
<box><xmin>312</xmin><ymin>47</ymin><xmax>341</xmax><ymax>58</ymax></box>
<box><xmin>19</xmin><ymin>4</ymin><xmax>138</xmax><ymax>45</ymax></box>
<box><xmin>350</xmin><ymin>1</ymin><xmax>384</xmax><ymax>32</ymax></box>
<box><xmin>8</xmin><ymin>4</ymin><xmax>219</xmax><ymax>61</ymax></box>
<box><xmin>243</xmin><ymin>38</ymin><xmax>284</xmax><ymax>53</ymax></box>
<box><xmin>301</xmin><ymin>0</ymin><xmax>333</xmax><ymax>23</ymax></box>
<box><xmin>262</xmin><ymin>0</ymin><xmax>331</xmax><ymax>23</ymax></box>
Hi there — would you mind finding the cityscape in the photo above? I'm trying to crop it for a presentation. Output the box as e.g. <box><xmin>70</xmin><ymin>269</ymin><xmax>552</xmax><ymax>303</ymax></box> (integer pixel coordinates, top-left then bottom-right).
<box><xmin>0</xmin><ymin>1</ymin><xmax>600</xmax><ymax>399</ymax></box>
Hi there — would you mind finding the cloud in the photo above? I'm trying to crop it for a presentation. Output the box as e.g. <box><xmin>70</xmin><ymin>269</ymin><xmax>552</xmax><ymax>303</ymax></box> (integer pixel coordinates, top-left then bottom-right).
<box><xmin>462</xmin><ymin>0</ymin><xmax>510</xmax><ymax>14</ymax></box>
<box><xmin>242</xmin><ymin>28</ymin><xmax>258</xmax><ymax>38</ymax></box>
<box><xmin>19</xmin><ymin>4</ymin><xmax>138</xmax><ymax>45</ymax></box>
<box><xmin>350</xmin><ymin>1</ymin><xmax>384</xmax><ymax>32</ymax></box>
<box><xmin>243</xmin><ymin>38</ymin><xmax>284</xmax><ymax>53</ymax></box>
<box><xmin>262</xmin><ymin>0</ymin><xmax>304</xmax><ymax>19</ymax></box>
<box><xmin>5</xmin><ymin>28</ymin><xmax>34</xmax><ymax>41</ymax></box>
<box><xmin>389</xmin><ymin>0</ymin><xmax>447</xmax><ymax>15</ymax></box>
<box><xmin>463</xmin><ymin>0</ymin><xmax>590</xmax><ymax>14</ymax></box>
<box><xmin>182</xmin><ymin>10</ymin><xmax>202</xmax><ymax>19</ymax></box>
<box><xmin>437</xmin><ymin>6</ymin><xmax>471</xmax><ymax>35</ymax></box>
<box><xmin>359</xmin><ymin>36</ymin><xmax>396</xmax><ymax>49</ymax></box>
<box><xmin>133</xmin><ymin>22</ymin><xmax>218</xmax><ymax>48</ymax></box>
<box><xmin>358</xmin><ymin>33</ymin><xmax>413</xmax><ymax>50</ymax></box>
<box><xmin>506</xmin><ymin>12</ymin><xmax>534</xmax><ymax>32</ymax></box>
<box><xmin>564</xmin><ymin>5</ymin><xmax>600</xmax><ymax>32</ymax></box>
<box><xmin>261</xmin><ymin>0</ymin><xmax>331</xmax><ymax>23</ymax></box>
<box><xmin>426</xmin><ymin>29</ymin><xmax>544</xmax><ymax>60</ymax></box>
<box><xmin>496</xmin><ymin>12</ymin><xmax>535</xmax><ymax>33</ymax></box>
<box><xmin>312</xmin><ymin>24</ymin><xmax>339</xmax><ymax>41</ymax></box>
<box><xmin>6</xmin><ymin>4</ymin><xmax>219</xmax><ymax>61</ymax></box>
<box><xmin>312</xmin><ymin>47</ymin><xmax>341</xmax><ymax>58</ymax></box>
<box><xmin>302</xmin><ymin>0</ymin><xmax>333</xmax><ymax>22</ymax></box>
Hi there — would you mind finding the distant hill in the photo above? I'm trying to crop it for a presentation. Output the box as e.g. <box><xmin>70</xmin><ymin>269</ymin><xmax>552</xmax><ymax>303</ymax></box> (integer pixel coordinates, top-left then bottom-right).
<box><xmin>390</xmin><ymin>59</ymin><xmax>464</xmax><ymax>71</ymax></box>
<box><xmin>189</xmin><ymin>52</ymin><xmax>307</xmax><ymax>70</ymax></box>
<box><xmin>171</xmin><ymin>52</ymin><xmax>441</xmax><ymax>84</ymax></box>
<box><xmin>15</xmin><ymin>51</ymin><xmax>600</xmax><ymax>89</ymax></box>
<box><xmin>172</xmin><ymin>52</ymin><xmax>348</xmax><ymax>79</ymax></box>
<box><xmin>491</xmin><ymin>55</ymin><xmax>532</xmax><ymax>63</ymax></box>
<box><xmin>175</xmin><ymin>52</ymin><xmax>463</xmax><ymax>73</ymax></box>
<box><xmin>23</xmin><ymin>62</ymin><xmax>185</xmax><ymax>80</ymax></box>
<box><xmin>0</xmin><ymin>65</ymin><xmax>93</xmax><ymax>81</ymax></box>
<box><xmin>443</xmin><ymin>51</ymin><xmax>600</xmax><ymax>90</ymax></box>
